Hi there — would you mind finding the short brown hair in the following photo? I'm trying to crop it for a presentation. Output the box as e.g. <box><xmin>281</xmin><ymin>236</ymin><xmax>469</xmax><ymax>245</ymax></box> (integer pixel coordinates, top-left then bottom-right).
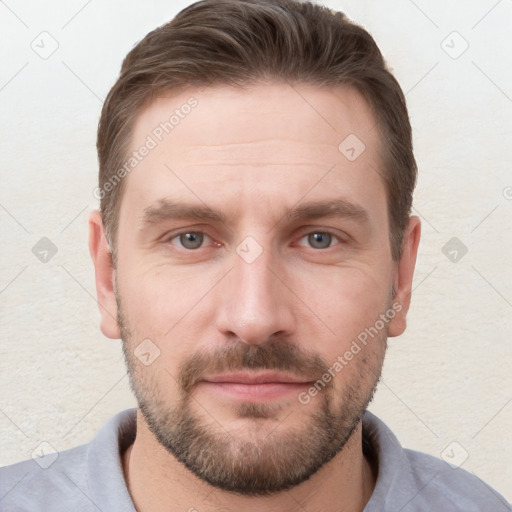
<box><xmin>97</xmin><ymin>0</ymin><xmax>417</xmax><ymax>263</ymax></box>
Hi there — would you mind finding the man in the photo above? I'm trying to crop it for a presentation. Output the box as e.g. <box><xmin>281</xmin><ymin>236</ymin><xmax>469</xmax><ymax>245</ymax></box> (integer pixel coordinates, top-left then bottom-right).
<box><xmin>1</xmin><ymin>0</ymin><xmax>510</xmax><ymax>510</ymax></box>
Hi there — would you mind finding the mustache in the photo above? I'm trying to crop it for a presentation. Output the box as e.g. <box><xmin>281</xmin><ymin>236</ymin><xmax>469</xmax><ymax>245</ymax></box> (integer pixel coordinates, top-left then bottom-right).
<box><xmin>179</xmin><ymin>337</ymin><xmax>332</xmax><ymax>394</ymax></box>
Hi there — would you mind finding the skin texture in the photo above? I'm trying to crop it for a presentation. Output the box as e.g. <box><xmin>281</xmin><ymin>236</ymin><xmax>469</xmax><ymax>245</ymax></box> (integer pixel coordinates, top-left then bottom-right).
<box><xmin>89</xmin><ymin>81</ymin><xmax>421</xmax><ymax>512</ymax></box>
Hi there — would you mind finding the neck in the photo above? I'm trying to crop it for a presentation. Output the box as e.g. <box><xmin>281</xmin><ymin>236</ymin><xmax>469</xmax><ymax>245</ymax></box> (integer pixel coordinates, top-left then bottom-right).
<box><xmin>122</xmin><ymin>410</ymin><xmax>376</xmax><ymax>512</ymax></box>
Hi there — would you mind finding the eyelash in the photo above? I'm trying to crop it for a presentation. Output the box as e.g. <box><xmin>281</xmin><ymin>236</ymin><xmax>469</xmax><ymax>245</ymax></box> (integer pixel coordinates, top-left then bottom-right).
<box><xmin>164</xmin><ymin>228</ymin><xmax>346</xmax><ymax>251</ymax></box>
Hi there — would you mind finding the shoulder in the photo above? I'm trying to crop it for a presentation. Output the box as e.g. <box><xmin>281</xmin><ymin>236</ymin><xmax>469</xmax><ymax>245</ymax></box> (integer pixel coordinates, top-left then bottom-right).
<box><xmin>362</xmin><ymin>410</ymin><xmax>511</xmax><ymax>511</ymax></box>
<box><xmin>400</xmin><ymin>447</ymin><xmax>511</xmax><ymax>511</ymax></box>
<box><xmin>0</xmin><ymin>409</ymin><xmax>137</xmax><ymax>512</ymax></box>
<box><xmin>0</xmin><ymin>443</ymin><xmax>92</xmax><ymax>511</ymax></box>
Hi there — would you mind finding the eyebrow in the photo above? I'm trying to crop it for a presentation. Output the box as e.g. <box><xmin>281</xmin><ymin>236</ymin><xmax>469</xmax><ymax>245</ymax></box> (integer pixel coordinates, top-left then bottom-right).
<box><xmin>283</xmin><ymin>198</ymin><xmax>369</xmax><ymax>225</ymax></box>
<box><xmin>141</xmin><ymin>200</ymin><xmax>228</xmax><ymax>227</ymax></box>
<box><xmin>140</xmin><ymin>197</ymin><xmax>370</xmax><ymax>229</ymax></box>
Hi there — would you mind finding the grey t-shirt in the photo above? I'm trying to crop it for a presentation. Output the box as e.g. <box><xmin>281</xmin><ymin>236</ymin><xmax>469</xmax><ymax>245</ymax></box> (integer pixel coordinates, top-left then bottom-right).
<box><xmin>0</xmin><ymin>408</ymin><xmax>510</xmax><ymax>511</ymax></box>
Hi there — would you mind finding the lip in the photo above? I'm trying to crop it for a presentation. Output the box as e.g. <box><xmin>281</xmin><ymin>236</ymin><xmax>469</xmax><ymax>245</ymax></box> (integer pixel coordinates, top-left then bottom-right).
<box><xmin>202</xmin><ymin>371</ymin><xmax>311</xmax><ymax>385</ymax></box>
<box><xmin>199</xmin><ymin>372</ymin><xmax>313</xmax><ymax>401</ymax></box>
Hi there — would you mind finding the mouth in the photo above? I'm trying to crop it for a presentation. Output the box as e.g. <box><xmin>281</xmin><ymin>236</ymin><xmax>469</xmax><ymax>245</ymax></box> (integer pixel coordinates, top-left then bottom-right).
<box><xmin>198</xmin><ymin>371</ymin><xmax>313</xmax><ymax>401</ymax></box>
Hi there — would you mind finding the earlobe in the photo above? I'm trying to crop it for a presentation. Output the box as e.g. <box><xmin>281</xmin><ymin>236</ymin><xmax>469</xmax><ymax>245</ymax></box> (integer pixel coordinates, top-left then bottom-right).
<box><xmin>88</xmin><ymin>210</ymin><xmax>121</xmax><ymax>339</ymax></box>
<box><xmin>387</xmin><ymin>216</ymin><xmax>421</xmax><ymax>338</ymax></box>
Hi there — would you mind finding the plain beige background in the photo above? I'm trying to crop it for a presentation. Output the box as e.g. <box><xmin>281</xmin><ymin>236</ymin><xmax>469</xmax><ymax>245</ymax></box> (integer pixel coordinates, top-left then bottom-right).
<box><xmin>1</xmin><ymin>0</ymin><xmax>511</xmax><ymax>502</ymax></box>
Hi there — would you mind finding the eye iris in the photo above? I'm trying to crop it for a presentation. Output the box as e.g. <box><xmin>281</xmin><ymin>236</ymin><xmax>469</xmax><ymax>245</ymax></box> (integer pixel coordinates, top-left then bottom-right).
<box><xmin>180</xmin><ymin>232</ymin><xmax>203</xmax><ymax>249</ymax></box>
<box><xmin>308</xmin><ymin>232</ymin><xmax>331</xmax><ymax>249</ymax></box>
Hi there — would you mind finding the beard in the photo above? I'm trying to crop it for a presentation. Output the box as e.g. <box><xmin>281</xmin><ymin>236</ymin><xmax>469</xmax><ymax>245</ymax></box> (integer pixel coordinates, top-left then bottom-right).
<box><xmin>117</xmin><ymin>289</ymin><xmax>387</xmax><ymax>496</ymax></box>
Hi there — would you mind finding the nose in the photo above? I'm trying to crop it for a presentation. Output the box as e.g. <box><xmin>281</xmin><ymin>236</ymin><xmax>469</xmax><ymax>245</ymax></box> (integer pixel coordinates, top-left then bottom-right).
<box><xmin>215</xmin><ymin>241</ymin><xmax>296</xmax><ymax>345</ymax></box>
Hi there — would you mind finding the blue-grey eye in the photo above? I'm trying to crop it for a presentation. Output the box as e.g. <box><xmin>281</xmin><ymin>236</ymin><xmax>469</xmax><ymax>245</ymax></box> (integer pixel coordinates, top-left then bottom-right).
<box><xmin>307</xmin><ymin>232</ymin><xmax>332</xmax><ymax>249</ymax></box>
<box><xmin>179</xmin><ymin>232</ymin><xmax>204</xmax><ymax>249</ymax></box>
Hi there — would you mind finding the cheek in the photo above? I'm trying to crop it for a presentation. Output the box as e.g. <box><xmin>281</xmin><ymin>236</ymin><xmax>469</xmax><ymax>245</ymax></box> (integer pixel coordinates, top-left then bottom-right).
<box><xmin>302</xmin><ymin>263</ymin><xmax>389</xmax><ymax>320</ymax></box>
<box><xmin>116</xmin><ymin>264</ymin><xmax>175</xmax><ymax>337</ymax></box>
<box><xmin>293</xmin><ymin>264</ymin><xmax>391</xmax><ymax>356</ymax></box>
<box><xmin>117</xmin><ymin>263</ymin><xmax>216</xmax><ymax>355</ymax></box>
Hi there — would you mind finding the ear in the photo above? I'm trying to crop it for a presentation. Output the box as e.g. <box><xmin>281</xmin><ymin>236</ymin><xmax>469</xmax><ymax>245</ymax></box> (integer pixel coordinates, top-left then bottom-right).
<box><xmin>88</xmin><ymin>210</ymin><xmax>121</xmax><ymax>339</ymax></box>
<box><xmin>387</xmin><ymin>215</ymin><xmax>421</xmax><ymax>337</ymax></box>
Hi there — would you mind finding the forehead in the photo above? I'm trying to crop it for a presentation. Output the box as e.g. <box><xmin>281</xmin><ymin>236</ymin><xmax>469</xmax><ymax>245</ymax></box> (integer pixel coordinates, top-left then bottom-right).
<box><xmin>121</xmin><ymin>81</ymin><xmax>386</xmax><ymax>226</ymax></box>
<box><xmin>131</xmin><ymin>81</ymin><xmax>380</xmax><ymax>157</ymax></box>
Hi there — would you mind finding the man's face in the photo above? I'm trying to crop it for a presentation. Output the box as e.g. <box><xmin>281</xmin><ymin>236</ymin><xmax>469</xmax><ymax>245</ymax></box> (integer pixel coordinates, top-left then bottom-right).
<box><xmin>110</xmin><ymin>82</ymin><xmax>404</xmax><ymax>494</ymax></box>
